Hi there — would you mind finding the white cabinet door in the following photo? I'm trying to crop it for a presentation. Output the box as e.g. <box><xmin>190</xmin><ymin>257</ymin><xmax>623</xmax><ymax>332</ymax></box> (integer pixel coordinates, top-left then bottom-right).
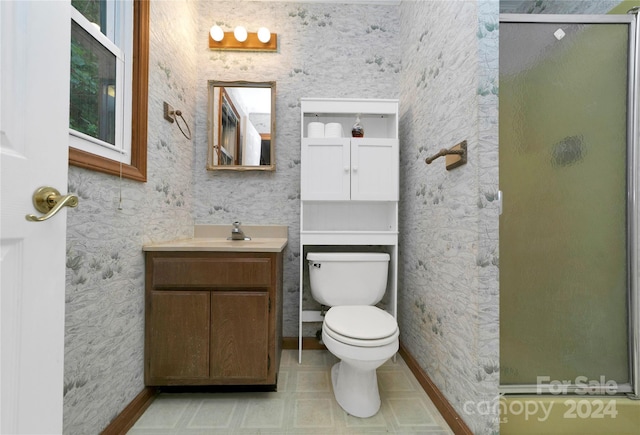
<box><xmin>301</xmin><ymin>138</ymin><xmax>399</xmax><ymax>201</ymax></box>
<box><xmin>351</xmin><ymin>138</ymin><xmax>398</xmax><ymax>201</ymax></box>
<box><xmin>301</xmin><ymin>138</ymin><xmax>351</xmax><ymax>200</ymax></box>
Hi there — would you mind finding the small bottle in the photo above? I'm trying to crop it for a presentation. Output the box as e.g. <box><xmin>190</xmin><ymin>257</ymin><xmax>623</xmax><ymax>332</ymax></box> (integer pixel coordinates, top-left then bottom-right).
<box><xmin>351</xmin><ymin>114</ymin><xmax>364</xmax><ymax>137</ymax></box>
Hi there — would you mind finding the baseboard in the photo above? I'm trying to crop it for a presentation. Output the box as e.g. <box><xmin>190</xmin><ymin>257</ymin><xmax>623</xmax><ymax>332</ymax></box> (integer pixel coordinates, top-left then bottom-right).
<box><xmin>282</xmin><ymin>336</ymin><xmax>326</xmax><ymax>350</ymax></box>
<box><xmin>399</xmin><ymin>343</ymin><xmax>473</xmax><ymax>435</ymax></box>
<box><xmin>101</xmin><ymin>386</ymin><xmax>157</xmax><ymax>435</ymax></box>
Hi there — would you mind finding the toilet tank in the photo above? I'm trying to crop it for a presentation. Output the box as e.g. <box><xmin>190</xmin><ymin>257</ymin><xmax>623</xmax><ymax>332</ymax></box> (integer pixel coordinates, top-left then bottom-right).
<box><xmin>306</xmin><ymin>252</ymin><xmax>390</xmax><ymax>306</ymax></box>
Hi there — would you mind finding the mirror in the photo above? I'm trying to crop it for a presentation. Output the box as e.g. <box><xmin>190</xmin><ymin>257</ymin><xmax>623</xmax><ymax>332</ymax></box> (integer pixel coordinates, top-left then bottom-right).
<box><xmin>207</xmin><ymin>81</ymin><xmax>276</xmax><ymax>171</ymax></box>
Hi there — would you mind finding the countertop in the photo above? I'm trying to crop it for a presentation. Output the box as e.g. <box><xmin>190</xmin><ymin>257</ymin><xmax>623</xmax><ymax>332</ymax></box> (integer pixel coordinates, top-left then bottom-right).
<box><xmin>142</xmin><ymin>225</ymin><xmax>288</xmax><ymax>253</ymax></box>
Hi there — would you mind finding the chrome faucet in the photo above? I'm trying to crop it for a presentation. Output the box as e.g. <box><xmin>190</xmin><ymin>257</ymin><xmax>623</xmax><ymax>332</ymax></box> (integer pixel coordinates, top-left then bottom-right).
<box><xmin>230</xmin><ymin>221</ymin><xmax>250</xmax><ymax>240</ymax></box>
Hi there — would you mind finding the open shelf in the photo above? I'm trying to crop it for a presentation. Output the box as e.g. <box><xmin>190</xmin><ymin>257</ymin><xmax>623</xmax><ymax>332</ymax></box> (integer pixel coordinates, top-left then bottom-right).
<box><xmin>301</xmin><ymin>98</ymin><xmax>398</xmax><ymax>140</ymax></box>
<box><xmin>302</xmin><ymin>201</ymin><xmax>397</xmax><ymax>232</ymax></box>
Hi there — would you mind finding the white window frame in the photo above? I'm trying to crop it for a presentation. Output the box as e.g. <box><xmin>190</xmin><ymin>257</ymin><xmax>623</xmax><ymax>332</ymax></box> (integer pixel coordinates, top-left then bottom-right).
<box><xmin>69</xmin><ymin>1</ymin><xmax>133</xmax><ymax>165</ymax></box>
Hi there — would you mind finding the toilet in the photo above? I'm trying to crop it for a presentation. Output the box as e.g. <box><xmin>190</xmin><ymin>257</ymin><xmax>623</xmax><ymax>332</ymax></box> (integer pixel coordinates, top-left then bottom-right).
<box><xmin>307</xmin><ymin>252</ymin><xmax>399</xmax><ymax>418</ymax></box>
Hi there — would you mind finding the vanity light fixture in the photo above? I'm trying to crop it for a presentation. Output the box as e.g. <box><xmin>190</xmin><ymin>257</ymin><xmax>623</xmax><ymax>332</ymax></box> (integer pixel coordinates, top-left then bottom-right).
<box><xmin>208</xmin><ymin>25</ymin><xmax>277</xmax><ymax>52</ymax></box>
<box><xmin>257</xmin><ymin>27</ymin><xmax>271</xmax><ymax>43</ymax></box>
<box><xmin>233</xmin><ymin>26</ymin><xmax>248</xmax><ymax>42</ymax></box>
<box><xmin>209</xmin><ymin>25</ymin><xmax>224</xmax><ymax>42</ymax></box>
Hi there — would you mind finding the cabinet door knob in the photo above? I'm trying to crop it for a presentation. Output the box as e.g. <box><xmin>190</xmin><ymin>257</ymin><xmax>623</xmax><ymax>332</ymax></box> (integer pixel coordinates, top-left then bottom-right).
<box><xmin>352</xmin><ymin>166</ymin><xmax>358</xmax><ymax>172</ymax></box>
<box><xmin>344</xmin><ymin>166</ymin><xmax>349</xmax><ymax>172</ymax></box>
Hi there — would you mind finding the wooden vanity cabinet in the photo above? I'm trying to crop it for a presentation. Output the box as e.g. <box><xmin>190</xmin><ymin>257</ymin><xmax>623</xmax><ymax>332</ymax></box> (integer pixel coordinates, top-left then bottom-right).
<box><xmin>144</xmin><ymin>251</ymin><xmax>283</xmax><ymax>387</ymax></box>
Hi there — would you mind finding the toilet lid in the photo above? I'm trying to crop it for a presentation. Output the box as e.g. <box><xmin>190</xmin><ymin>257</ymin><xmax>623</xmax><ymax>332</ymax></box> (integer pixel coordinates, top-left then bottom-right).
<box><xmin>324</xmin><ymin>306</ymin><xmax>398</xmax><ymax>347</ymax></box>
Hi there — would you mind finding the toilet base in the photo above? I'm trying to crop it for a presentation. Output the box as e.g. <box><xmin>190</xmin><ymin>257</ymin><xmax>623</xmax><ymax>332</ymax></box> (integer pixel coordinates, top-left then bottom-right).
<box><xmin>331</xmin><ymin>361</ymin><xmax>381</xmax><ymax>418</ymax></box>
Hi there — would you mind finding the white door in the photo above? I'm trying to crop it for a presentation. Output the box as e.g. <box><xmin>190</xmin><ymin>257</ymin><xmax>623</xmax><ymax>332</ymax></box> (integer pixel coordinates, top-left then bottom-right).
<box><xmin>301</xmin><ymin>138</ymin><xmax>351</xmax><ymax>200</ymax></box>
<box><xmin>351</xmin><ymin>138</ymin><xmax>398</xmax><ymax>201</ymax></box>
<box><xmin>1</xmin><ymin>1</ymin><xmax>71</xmax><ymax>433</ymax></box>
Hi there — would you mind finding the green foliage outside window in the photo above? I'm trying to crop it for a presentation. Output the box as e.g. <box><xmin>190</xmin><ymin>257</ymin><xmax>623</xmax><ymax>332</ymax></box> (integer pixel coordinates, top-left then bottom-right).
<box><xmin>72</xmin><ymin>0</ymin><xmax>102</xmax><ymax>28</ymax></box>
<box><xmin>70</xmin><ymin>33</ymin><xmax>100</xmax><ymax>138</ymax></box>
<box><xmin>70</xmin><ymin>0</ymin><xmax>116</xmax><ymax>146</ymax></box>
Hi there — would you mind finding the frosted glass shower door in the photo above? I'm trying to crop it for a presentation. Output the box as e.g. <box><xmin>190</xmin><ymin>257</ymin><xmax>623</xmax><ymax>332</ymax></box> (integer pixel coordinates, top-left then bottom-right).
<box><xmin>500</xmin><ymin>19</ymin><xmax>631</xmax><ymax>388</ymax></box>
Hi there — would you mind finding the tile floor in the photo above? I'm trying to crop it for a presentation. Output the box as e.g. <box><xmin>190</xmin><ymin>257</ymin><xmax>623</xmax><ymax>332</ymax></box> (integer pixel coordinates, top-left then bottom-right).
<box><xmin>128</xmin><ymin>349</ymin><xmax>454</xmax><ymax>434</ymax></box>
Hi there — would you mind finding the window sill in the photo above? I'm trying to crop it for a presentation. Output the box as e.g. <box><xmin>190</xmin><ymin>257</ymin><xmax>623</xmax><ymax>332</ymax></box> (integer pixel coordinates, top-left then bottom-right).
<box><xmin>69</xmin><ymin>147</ymin><xmax>146</xmax><ymax>182</ymax></box>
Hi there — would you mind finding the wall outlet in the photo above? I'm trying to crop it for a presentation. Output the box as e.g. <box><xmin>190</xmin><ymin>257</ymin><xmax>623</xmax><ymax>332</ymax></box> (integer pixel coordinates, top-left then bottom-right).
<box><xmin>163</xmin><ymin>101</ymin><xmax>175</xmax><ymax>123</ymax></box>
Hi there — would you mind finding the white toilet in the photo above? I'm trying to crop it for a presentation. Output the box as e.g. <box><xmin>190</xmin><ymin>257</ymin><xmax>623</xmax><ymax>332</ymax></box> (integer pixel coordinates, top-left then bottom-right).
<box><xmin>307</xmin><ymin>252</ymin><xmax>399</xmax><ymax>418</ymax></box>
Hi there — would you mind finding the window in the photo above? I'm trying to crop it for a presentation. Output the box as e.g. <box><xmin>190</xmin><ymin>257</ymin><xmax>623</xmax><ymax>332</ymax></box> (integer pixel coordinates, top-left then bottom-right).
<box><xmin>69</xmin><ymin>0</ymin><xmax>148</xmax><ymax>181</ymax></box>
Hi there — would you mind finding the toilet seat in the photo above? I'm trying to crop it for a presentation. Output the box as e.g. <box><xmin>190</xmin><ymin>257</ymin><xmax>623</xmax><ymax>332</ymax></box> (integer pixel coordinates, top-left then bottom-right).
<box><xmin>323</xmin><ymin>306</ymin><xmax>398</xmax><ymax>347</ymax></box>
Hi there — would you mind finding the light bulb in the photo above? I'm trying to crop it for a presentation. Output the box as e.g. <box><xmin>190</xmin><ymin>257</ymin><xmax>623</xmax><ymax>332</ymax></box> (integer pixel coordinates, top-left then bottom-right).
<box><xmin>209</xmin><ymin>25</ymin><xmax>224</xmax><ymax>42</ymax></box>
<box><xmin>257</xmin><ymin>27</ymin><xmax>271</xmax><ymax>43</ymax></box>
<box><xmin>233</xmin><ymin>26</ymin><xmax>247</xmax><ymax>42</ymax></box>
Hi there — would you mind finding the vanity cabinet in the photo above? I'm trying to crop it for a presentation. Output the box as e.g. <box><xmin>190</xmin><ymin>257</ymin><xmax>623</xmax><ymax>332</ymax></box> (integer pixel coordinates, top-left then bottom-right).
<box><xmin>298</xmin><ymin>98</ymin><xmax>399</xmax><ymax>362</ymax></box>
<box><xmin>144</xmin><ymin>251</ymin><xmax>282</xmax><ymax>387</ymax></box>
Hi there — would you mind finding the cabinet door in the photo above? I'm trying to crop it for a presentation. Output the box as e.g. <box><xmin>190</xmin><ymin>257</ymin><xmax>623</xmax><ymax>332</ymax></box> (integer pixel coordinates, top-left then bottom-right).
<box><xmin>147</xmin><ymin>291</ymin><xmax>210</xmax><ymax>382</ymax></box>
<box><xmin>301</xmin><ymin>138</ymin><xmax>351</xmax><ymax>200</ymax></box>
<box><xmin>351</xmin><ymin>138</ymin><xmax>399</xmax><ymax>201</ymax></box>
<box><xmin>210</xmin><ymin>292</ymin><xmax>271</xmax><ymax>383</ymax></box>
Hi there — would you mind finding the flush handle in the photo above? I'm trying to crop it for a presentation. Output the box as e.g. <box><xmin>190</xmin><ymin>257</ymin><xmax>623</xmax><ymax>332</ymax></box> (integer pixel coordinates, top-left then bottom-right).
<box><xmin>25</xmin><ymin>186</ymin><xmax>79</xmax><ymax>222</ymax></box>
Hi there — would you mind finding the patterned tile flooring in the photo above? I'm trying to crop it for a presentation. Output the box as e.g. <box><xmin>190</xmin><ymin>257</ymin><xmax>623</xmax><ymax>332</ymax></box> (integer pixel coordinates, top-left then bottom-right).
<box><xmin>128</xmin><ymin>349</ymin><xmax>453</xmax><ymax>434</ymax></box>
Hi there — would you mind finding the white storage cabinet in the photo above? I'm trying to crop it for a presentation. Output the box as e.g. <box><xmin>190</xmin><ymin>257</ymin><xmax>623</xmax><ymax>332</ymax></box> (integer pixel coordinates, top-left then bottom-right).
<box><xmin>298</xmin><ymin>98</ymin><xmax>399</xmax><ymax>362</ymax></box>
<box><xmin>302</xmin><ymin>138</ymin><xmax>398</xmax><ymax>201</ymax></box>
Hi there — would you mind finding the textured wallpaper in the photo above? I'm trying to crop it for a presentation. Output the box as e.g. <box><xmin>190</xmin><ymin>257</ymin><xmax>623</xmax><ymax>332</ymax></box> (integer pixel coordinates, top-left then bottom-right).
<box><xmin>476</xmin><ymin>1</ymin><xmax>500</xmax><ymax>433</ymax></box>
<box><xmin>500</xmin><ymin>0</ymin><xmax>620</xmax><ymax>14</ymax></box>
<box><xmin>63</xmin><ymin>0</ymin><xmax>198</xmax><ymax>432</ymax></box>
<box><xmin>397</xmin><ymin>1</ymin><xmax>499</xmax><ymax>433</ymax></box>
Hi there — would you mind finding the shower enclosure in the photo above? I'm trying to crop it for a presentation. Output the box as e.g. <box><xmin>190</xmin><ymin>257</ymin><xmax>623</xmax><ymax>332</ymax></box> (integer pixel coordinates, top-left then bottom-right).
<box><xmin>499</xmin><ymin>13</ymin><xmax>639</xmax><ymax>397</ymax></box>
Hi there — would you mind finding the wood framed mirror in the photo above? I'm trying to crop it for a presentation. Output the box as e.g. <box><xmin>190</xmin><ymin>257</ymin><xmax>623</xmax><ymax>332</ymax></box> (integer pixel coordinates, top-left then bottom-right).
<box><xmin>207</xmin><ymin>81</ymin><xmax>275</xmax><ymax>171</ymax></box>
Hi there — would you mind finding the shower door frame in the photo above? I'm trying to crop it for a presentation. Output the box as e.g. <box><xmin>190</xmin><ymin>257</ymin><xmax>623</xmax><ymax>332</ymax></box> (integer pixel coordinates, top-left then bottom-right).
<box><xmin>499</xmin><ymin>13</ymin><xmax>640</xmax><ymax>399</ymax></box>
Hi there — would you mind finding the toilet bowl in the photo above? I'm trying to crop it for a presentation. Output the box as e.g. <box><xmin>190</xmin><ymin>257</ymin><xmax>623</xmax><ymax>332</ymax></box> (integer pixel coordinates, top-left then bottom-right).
<box><xmin>322</xmin><ymin>305</ymin><xmax>399</xmax><ymax>418</ymax></box>
<box><xmin>307</xmin><ymin>252</ymin><xmax>399</xmax><ymax>418</ymax></box>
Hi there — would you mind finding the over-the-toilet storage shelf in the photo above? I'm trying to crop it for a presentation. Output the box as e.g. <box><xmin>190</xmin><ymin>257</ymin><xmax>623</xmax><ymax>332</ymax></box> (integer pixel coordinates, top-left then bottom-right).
<box><xmin>299</xmin><ymin>98</ymin><xmax>399</xmax><ymax>362</ymax></box>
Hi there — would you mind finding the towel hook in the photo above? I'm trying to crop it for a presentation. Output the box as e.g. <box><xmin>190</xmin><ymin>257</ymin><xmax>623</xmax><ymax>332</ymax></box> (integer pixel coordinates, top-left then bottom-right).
<box><xmin>172</xmin><ymin>109</ymin><xmax>192</xmax><ymax>140</ymax></box>
<box><xmin>163</xmin><ymin>101</ymin><xmax>192</xmax><ymax>140</ymax></box>
<box><xmin>425</xmin><ymin>140</ymin><xmax>467</xmax><ymax>170</ymax></box>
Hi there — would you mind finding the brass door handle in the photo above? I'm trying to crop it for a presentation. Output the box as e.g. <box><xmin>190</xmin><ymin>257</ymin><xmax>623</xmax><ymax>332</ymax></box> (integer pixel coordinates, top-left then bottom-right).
<box><xmin>25</xmin><ymin>186</ymin><xmax>79</xmax><ymax>222</ymax></box>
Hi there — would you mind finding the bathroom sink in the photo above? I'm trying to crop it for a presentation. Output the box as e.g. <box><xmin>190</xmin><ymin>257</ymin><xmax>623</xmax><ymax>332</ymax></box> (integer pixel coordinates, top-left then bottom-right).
<box><xmin>143</xmin><ymin>237</ymin><xmax>286</xmax><ymax>252</ymax></box>
<box><xmin>142</xmin><ymin>225</ymin><xmax>288</xmax><ymax>253</ymax></box>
